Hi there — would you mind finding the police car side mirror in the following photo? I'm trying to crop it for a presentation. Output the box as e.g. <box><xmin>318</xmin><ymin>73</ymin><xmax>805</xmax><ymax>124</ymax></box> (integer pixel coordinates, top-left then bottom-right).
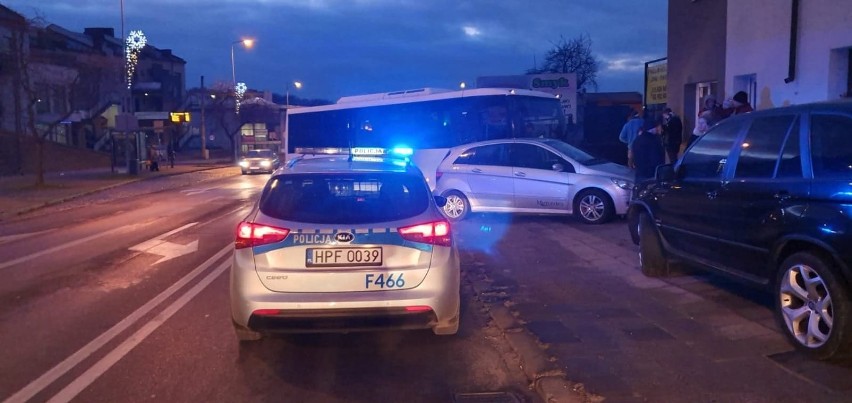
<box><xmin>552</xmin><ymin>163</ymin><xmax>564</xmax><ymax>172</ymax></box>
<box><xmin>434</xmin><ymin>195</ymin><xmax>448</xmax><ymax>208</ymax></box>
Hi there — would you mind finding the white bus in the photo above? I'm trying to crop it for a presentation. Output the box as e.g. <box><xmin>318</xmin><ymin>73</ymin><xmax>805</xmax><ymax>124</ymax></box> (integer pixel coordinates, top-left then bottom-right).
<box><xmin>285</xmin><ymin>87</ymin><xmax>565</xmax><ymax>188</ymax></box>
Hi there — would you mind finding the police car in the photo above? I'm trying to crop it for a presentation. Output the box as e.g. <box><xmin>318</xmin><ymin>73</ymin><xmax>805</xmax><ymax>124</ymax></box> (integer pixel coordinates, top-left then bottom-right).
<box><xmin>230</xmin><ymin>148</ymin><xmax>461</xmax><ymax>341</ymax></box>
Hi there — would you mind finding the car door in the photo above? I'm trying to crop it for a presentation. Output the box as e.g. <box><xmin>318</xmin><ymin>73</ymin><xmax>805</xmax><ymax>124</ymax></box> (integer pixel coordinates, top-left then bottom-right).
<box><xmin>653</xmin><ymin>119</ymin><xmax>745</xmax><ymax>262</ymax></box>
<box><xmin>451</xmin><ymin>143</ymin><xmax>515</xmax><ymax>210</ymax></box>
<box><xmin>509</xmin><ymin>142</ymin><xmax>573</xmax><ymax>212</ymax></box>
<box><xmin>711</xmin><ymin>114</ymin><xmax>800</xmax><ymax>282</ymax></box>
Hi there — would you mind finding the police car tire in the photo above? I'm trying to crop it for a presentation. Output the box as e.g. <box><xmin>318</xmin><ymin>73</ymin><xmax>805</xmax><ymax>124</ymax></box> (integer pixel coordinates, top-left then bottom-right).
<box><xmin>233</xmin><ymin>322</ymin><xmax>262</xmax><ymax>341</ymax></box>
<box><xmin>638</xmin><ymin>212</ymin><xmax>669</xmax><ymax>277</ymax></box>
<box><xmin>442</xmin><ymin>190</ymin><xmax>469</xmax><ymax>221</ymax></box>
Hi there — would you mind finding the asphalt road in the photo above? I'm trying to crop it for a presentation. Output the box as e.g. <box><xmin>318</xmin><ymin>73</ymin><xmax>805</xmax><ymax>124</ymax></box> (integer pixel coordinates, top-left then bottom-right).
<box><xmin>2</xmin><ymin>168</ymin><xmax>851</xmax><ymax>403</ymax></box>
<box><xmin>0</xmin><ymin>170</ymin><xmax>535</xmax><ymax>403</ymax></box>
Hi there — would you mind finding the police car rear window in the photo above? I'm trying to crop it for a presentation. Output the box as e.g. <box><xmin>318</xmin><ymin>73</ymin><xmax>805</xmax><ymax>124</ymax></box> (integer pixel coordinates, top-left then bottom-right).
<box><xmin>259</xmin><ymin>173</ymin><xmax>430</xmax><ymax>224</ymax></box>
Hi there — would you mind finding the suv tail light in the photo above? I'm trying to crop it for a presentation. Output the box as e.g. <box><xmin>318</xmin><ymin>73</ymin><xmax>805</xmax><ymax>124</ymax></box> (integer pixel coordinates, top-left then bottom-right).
<box><xmin>398</xmin><ymin>221</ymin><xmax>452</xmax><ymax>247</ymax></box>
<box><xmin>235</xmin><ymin>222</ymin><xmax>290</xmax><ymax>249</ymax></box>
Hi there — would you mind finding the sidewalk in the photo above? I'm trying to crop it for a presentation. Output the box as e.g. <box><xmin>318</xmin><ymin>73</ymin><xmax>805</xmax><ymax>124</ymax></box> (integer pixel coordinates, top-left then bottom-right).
<box><xmin>0</xmin><ymin>156</ymin><xmax>235</xmax><ymax>221</ymax></box>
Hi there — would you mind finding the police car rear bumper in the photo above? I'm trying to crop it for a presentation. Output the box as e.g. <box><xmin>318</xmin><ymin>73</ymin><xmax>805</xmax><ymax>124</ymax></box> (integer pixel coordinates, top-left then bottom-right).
<box><xmin>247</xmin><ymin>307</ymin><xmax>439</xmax><ymax>333</ymax></box>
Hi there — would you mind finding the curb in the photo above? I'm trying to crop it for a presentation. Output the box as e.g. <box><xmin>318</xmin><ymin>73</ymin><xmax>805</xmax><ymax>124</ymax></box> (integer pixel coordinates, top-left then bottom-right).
<box><xmin>469</xmin><ymin>279</ymin><xmax>588</xmax><ymax>403</ymax></box>
<box><xmin>3</xmin><ymin>164</ymin><xmax>234</xmax><ymax>220</ymax></box>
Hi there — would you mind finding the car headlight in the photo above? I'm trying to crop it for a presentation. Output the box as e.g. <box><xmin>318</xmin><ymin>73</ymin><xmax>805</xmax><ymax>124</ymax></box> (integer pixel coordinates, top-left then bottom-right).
<box><xmin>611</xmin><ymin>178</ymin><xmax>634</xmax><ymax>190</ymax></box>
<box><xmin>239</xmin><ymin>161</ymin><xmax>249</xmax><ymax>168</ymax></box>
<box><xmin>260</xmin><ymin>160</ymin><xmax>272</xmax><ymax>167</ymax></box>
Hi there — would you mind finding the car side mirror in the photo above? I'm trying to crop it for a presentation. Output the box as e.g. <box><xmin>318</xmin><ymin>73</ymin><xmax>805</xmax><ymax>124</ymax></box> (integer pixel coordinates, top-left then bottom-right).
<box><xmin>434</xmin><ymin>195</ymin><xmax>448</xmax><ymax>208</ymax></box>
<box><xmin>655</xmin><ymin>163</ymin><xmax>676</xmax><ymax>182</ymax></box>
<box><xmin>552</xmin><ymin>163</ymin><xmax>564</xmax><ymax>172</ymax></box>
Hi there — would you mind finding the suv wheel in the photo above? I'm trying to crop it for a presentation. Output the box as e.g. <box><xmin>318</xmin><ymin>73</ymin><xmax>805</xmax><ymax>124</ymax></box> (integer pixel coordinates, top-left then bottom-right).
<box><xmin>574</xmin><ymin>189</ymin><xmax>613</xmax><ymax>224</ymax></box>
<box><xmin>776</xmin><ymin>252</ymin><xmax>852</xmax><ymax>361</ymax></box>
<box><xmin>442</xmin><ymin>191</ymin><xmax>469</xmax><ymax>221</ymax></box>
<box><xmin>638</xmin><ymin>212</ymin><xmax>669</xmax><ymax>277</ymax></box>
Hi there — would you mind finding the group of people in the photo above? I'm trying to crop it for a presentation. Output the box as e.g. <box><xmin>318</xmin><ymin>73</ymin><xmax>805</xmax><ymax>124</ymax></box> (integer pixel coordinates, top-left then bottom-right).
<box><xmin>619</xmin><ymin>90</ymin><xmax>754</xmax><ymax>182</ymax></box>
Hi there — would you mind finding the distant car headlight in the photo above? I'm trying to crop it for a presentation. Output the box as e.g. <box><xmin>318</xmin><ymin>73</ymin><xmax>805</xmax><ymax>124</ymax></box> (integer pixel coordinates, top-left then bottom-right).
<box><xmin>260</xmin><ymin>160</ymin><xmax>272</xmax><ymax>167</ymax></box>
<box><xmin>611</xmin><ymin>178</ymin><xmax>634</xmax><ymax>190</ymax></box>
<box><xmin>239</xmin><ymin>161</ymin><xmax>249</xmax><ymax>168</ymax></box>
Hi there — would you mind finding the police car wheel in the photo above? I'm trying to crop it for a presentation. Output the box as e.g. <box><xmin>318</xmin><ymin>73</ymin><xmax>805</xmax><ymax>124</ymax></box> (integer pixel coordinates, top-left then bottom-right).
<box><xmin>442</xmin><ymin>191</ymin><xmax>469</xmax><ymax>221</ymax></box>
<box><xmin>574</xmin><ymin>189</ymin><xmax>613</xmax><ymax>224</ymax></box>
<box><xmin>233</xmin><ymin>321</ymin><xmax>262</xmax><ymax>341</ymax></box>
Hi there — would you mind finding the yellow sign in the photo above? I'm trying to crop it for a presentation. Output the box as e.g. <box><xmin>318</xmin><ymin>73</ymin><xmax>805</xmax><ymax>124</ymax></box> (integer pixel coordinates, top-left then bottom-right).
<box><xmin>646</xmin><ymin>62</ymin><xmax>667</xmax><ymax>105</ymax></box>
<box><xmin>170</xmin><ymin>112</ymin><xmax>191</xmax><ymax>123</ymax></box>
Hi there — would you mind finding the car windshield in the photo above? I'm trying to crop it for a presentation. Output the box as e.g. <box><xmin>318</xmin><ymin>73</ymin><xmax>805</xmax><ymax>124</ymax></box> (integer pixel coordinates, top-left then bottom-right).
<box><xmin>259</xmin><ymin>173</ymin><xmax>429</xmax><ymax>224</ymax></box>
<box><xmin>246</xmin><ymin>150</ymin><xmax>274</xmax><ymax>159</ymax></box>
<box><xmin>540</xmin><ymin>139</ymin><xmax>605</xmax><ymax>165</ymax></box>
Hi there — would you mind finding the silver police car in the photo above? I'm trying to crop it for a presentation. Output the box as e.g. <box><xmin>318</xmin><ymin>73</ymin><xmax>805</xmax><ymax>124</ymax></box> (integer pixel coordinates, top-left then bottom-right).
<box><xmin>231</xmin><ymin>150</ymin><xmax>461</xmax><ymax>341</ymax></box>
<box><xmin>433</xmin><ymin>138</ymin><xmax>634</xmax><ymax>224</ymax></box>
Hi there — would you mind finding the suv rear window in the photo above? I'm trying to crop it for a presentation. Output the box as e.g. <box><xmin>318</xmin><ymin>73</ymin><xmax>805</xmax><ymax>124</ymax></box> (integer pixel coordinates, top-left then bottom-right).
<box><xmin>259</xmin><ymin>173</ymin><xmax>430</xmax><ymax>224</ymax></box>
<box><xmin>810</xmin><ymin>114</ymin><xmax>852</xmax><ymax>180</ymax></box>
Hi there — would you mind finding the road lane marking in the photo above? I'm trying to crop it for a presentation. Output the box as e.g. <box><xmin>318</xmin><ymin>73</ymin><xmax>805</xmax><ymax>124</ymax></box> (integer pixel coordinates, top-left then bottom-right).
<box><xmin>129</xmin><ymin>222</ymin><xmax>200</xmax><ymax>264</ymax></box>
<box><xmin>46</xmin><ymin>259</ymin><xmax>231</xmax><ymax>403</ymax></box>
<box><xmin>0</xmin><ymin>230</ymin><xmax>54</xmax><ymax>245</ymax></box>
<box><xmin>0</xmin><ymin>225</ymin><xmax>136</xmax><ymax>271</ymax></box>
<box><xmin>3</xmin><ymin>244</ymin><xmax>232</xmax><ymax>403</ymax></box>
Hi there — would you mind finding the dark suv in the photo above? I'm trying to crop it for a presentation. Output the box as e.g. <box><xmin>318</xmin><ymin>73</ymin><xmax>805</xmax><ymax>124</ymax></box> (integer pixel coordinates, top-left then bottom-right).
<box><xmin>628</xmin><ymin>100</ymin><xmax>852</xmax><ymax>361</ymax></box>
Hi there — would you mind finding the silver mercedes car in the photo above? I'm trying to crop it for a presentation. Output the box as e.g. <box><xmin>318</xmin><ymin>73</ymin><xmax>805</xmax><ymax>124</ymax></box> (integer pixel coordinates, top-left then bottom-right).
<box><xmin>433</xmin><ymin>138</ymin><xmax>634</xmax><ymax>224</ymax></box>
<box><xmin>231</xmin><ymin>152</ymin><xmax>461</xmax><ymax>341</ymax></box>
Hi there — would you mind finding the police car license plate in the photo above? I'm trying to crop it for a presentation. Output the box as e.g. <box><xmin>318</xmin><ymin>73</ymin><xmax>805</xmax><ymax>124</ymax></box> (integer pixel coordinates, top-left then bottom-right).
<box><xmin>306</xmin><ymin>247</ymin><xmax>382</xmax><ymax>267</ymax></box>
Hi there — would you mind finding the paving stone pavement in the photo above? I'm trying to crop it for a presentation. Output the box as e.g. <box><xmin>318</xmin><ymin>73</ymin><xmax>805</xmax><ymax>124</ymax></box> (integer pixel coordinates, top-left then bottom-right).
<box><xmin>456</xmin><ymin>215</ymin><xmax>852</xmax><ymax>403</ymax></box>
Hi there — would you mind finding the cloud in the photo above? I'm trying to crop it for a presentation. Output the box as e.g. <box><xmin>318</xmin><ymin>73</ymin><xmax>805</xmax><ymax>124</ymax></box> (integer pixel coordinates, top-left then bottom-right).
<box><xmin>462</xmin><ymin>25</ymin><xmax>482</xmax><ymax>38</ymax></box>
<box><xmin>600</xmin><ymin>54</ymin><xmax>658</xmax><ymax>73</ymax></box>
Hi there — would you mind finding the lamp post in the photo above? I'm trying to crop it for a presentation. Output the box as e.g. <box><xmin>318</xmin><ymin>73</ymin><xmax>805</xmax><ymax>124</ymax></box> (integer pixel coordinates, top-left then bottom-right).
<box><xmin>283</xmin><ymin>81</ymin><xmax>302</xmax><ymax>155</ymax></box>
<box><xmin>229</xmin><ymin>38</ymin><xmax>253</xmax><ymax>161</ymax></box>
<box><xmin>230</xmin><ymin>38</ymin><xmax>254</xmax><ymax>87</ymax></box>
<box><xmin>286</xmin><ymin>80</ymin><xmax>302</xmax><ymax>107</ymax></box>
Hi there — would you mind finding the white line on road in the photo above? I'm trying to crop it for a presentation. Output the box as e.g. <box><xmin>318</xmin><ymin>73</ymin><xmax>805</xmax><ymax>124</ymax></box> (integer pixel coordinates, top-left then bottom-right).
<box><xmin>46</xmin><ymin>259</ymin><xmax>231</xmax><ymax>403</ymax></box>
<box><xmin>3</xmin><ymin>244</ymin><xmax>232</xmax><ymax>403</ymax></box>
<box><xmin>0</xmin><ymin>225</ymin><xmax>137</xmax><ymax>271</ymax></box>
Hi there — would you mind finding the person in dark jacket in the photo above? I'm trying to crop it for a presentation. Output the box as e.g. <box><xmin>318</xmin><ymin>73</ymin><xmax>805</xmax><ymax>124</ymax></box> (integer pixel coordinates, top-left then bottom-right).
<box><xmin>662</xmin><ymin>108</ymin><xmax>683</xmax><ymax>163</ymax></box>
<box><xmin>632</xmin><ymin>118</ymin><xmax>666</xmax><ymax>183</ymax></box>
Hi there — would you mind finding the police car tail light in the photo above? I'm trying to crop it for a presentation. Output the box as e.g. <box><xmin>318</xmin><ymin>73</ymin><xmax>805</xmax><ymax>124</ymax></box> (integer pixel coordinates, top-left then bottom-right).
<box><xmin>235</xmin><ymin>222</ymin><xmax>290</xmax><ymax>249</ymax></box>
<box><xmin>435</xmin><ymin>170</ymin><xmax>444</xmax><ymax>182</ymax></box>
<box><xmin>398</xmin><ymin>221</ymin><xmax>451</xmax><ymax>247</ymax></box>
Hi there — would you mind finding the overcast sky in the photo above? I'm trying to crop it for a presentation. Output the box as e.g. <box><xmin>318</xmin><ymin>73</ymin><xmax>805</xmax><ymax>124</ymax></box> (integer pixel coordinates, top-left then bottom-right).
<box><xmin>6</xmin><ymin>0</ymin><xmax>667</xmax><ymax>102</ymax></box>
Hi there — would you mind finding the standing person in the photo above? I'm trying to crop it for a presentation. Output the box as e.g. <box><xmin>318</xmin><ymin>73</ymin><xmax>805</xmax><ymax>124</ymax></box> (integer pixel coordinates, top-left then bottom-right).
<box><xmin>723</xmin><ymin>91</ymin><xmax>754</xmax><ymax>117</ymax></box>
<box><xmin>618</xmin><ymin>111</ymin><xmax>644</xmax><ymax>168</ymax></box>
<box><xmin>167</xmin><ymin>143</ymin><xmax>176</xmax><ymax>168</ymax></box>
<box><xmin>147</xmin><ymin>145</ymin><xmax>159</xmax><ymax>172</ymax></box>
<box><xmin>700</xmin><ymin>94</ymin><xmax>724</xmax><ymax>127</ymax></box>
<box><xmin>689</xmin><ymin>115</ymin><xmax>710</xmax><ymax>147</ymax></box>
<box><xmin>662</xmin><ymin>108</ymin><xmax>683</xmax><ymax>163</ymax></box>
<box><xmin>632</xmin><ymin>118</ymin><xmax>666</xmax><ymax>183</ymax></box>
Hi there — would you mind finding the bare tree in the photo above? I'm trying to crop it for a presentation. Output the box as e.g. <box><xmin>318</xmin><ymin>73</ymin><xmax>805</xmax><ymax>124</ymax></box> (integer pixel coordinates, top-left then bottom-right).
<box><xmin>207</xmin><ymin>82</ymin><xmax>241</xmax><ymax>160</ymax></box>
<box><xmin>528</xmin><ymin>34</ymin><xmax>600</xmax><ymax>92</ymax></box>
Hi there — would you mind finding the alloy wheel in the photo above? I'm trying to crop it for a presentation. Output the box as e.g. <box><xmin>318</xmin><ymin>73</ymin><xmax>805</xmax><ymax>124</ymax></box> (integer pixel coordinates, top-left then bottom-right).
<box><xmin>779</xmin><ymin>263</ymin><xmax>834</xmax><ymax>348</ymax></box>
<box><xmin>579</xmin><ymin>194</ymin><xmax>605</xmax><ymax>221</ymax></box>
<box><xmin>443</xmin><ymin>194</ymin><xmax>466</xmax><ymax>219</ymax></box>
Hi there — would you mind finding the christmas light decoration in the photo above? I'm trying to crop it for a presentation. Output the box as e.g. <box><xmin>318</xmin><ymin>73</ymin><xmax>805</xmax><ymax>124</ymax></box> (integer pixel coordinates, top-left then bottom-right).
<box><xmin>235</xmin><ymin>82</ymin><xmax>247</xmax><ymax>114</ymax></box>
<box><xmin>125</xmin><ymin>30</ymin><xmax>147</xmax><ymax>89</ymax></box>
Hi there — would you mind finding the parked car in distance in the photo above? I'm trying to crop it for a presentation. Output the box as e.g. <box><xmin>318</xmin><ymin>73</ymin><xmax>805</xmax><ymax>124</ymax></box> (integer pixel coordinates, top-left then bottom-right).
<box><xmin>628</xmin><ymin>100</ymin><xmax>852</xmax><ymax>361</ymax></box>
<box><xmin>239</xmin><ymin>149</ymin><xmax>280</xmax><ymax>174</ymax></box>
<box><xmin>230</xmin><ymin>149</ymin><xmax>461</xmax><ymax>342</ymax></box>
<box><xmin>433</xmin><ymin>138</ymin><xmax>633</xmax><ymax>224</ymax></box>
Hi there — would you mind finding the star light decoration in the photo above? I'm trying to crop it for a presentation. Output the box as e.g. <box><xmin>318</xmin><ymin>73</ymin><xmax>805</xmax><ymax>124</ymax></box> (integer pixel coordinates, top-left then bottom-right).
<box><xmin>125</xmin><ymin>30</ymin><xmax>147</xmax><ymax>89</ymax></box>
<box><xmin>235</xmin><ymin>82</ymin><xmax>247</xmax><ymax>114</ymax></box>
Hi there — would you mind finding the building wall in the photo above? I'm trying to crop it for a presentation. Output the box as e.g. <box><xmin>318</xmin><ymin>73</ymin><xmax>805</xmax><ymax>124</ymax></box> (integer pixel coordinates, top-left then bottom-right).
<box><xmin>668</xmin><ymin>0</ymin><xmax>728</xmax><ymax>134</ymax></box>
<box><xmin>727</xmin><ymin>0</ymin><xmax>852</xmax><ymax>108</ymax></box>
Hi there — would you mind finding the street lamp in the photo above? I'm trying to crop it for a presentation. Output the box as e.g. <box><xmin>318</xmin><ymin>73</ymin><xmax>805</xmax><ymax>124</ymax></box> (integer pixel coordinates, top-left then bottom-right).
<box><xmin>230</xmin><ymin>38</ymin><xmax>254</xmax><ymax>87</ymax></box>
<box><xmin>286</xmin><ymin>80</ymin><xmax>302</xmax><ymax>107</ymax></box>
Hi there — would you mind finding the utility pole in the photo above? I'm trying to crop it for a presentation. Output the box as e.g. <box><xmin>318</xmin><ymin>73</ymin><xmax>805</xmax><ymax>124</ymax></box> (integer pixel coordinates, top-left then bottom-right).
<box><xmin>200</xmin><ymin>75</ymin><xmax>208</xmax><ymax>159</ymax></box>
